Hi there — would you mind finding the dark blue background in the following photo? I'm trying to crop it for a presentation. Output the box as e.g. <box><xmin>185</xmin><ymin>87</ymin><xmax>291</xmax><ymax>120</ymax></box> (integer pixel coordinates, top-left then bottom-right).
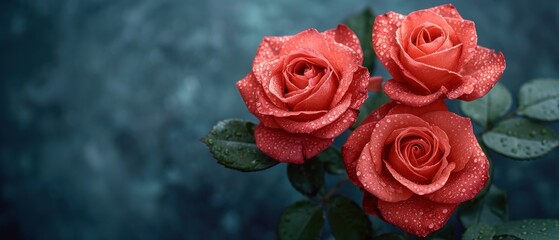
<box><xmin>1</xmin><ymin>0</ymin><xmax>558</xmax><ymax>239</ymax></box>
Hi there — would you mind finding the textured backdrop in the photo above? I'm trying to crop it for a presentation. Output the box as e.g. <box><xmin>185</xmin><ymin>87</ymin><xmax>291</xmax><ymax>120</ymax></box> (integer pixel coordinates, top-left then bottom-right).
<box><xmin>1</xmin><ymin>0</ymin><xmax>558</xmax><ymax>239</ymax></box>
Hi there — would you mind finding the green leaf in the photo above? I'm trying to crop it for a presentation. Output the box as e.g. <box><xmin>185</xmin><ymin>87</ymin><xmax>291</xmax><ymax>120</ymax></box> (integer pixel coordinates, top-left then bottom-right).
<box><xmin>482</xmin><ymin>118</ymin><xmax>559</xmax><ymax>159</ymax></box>
<box><xmin>201</xmin><ymin>119</ymin><xmax>279</xmax><ymax>171</ymax></box>
<box><xmin>461</xmin><ymin>83</ymin><xmax>512</xmax><ymax>127</ymax></box>
<box><xmin>327</xmin><ymin>195</ymin><xmax>373</xmax><ymax>240</ymax></box>
<box><xmin>354</xmin><ymin>91</ymin><xmax>391</xmax><ymax>128</ymax></box>
<box><xmin>493</xmin><ymin>219</ymin><xmax>559</xmax><ymax>240</ymax></box>
<box><xmin>518</xmin><ymin>78</ymin><xmax>559</xmax><ymax>121</ymax></box>
<box><xmin>316</xmin><ymin>147</ymin><xmax>345</xmax><ymax>175</ymax></box>
<box><xmin>375</xmin><ymin>233</ymin><xmax>406</xmax><ymax>240</ymax></box>
<box><xmin>462</xmin><ymin>224</ymin><xmax>495</xmax><ymax>240</ymax></box>
<box><xmin>344</xmin><ymin>8</ymin><xmax>376</xmax><ymax>73</ymax></box>
<box><xmin>287</xmin><ymin>158</ymin><xmax>325</xmax><ymax>197</ymax></box>
<box><xmin>278</xmin><ymin>201</ymin><xmax>324</xmax><ymax>240</ymax></box>
<box><xmin>458</xmin><ymin>185</ymin><xmax>508</xmax><ymax>228</ymax></box>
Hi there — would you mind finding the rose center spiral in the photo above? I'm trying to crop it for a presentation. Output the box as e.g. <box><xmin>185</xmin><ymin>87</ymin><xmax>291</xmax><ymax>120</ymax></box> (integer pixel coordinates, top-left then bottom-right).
<box><xmin>386</xmin><ymin>127</ymin><xmax>447</xmax><ymax>183</ymax></box>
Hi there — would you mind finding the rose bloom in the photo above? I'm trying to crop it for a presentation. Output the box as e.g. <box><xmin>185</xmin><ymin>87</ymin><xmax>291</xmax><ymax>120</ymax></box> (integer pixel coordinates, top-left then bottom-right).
<box><xmin>237</xmin><ymin>25</ymin><xmax>369</xmax><ymax>164</ymax></box>
<box><xmin>342</xmin><ymin>101</ymin><xmax>489</xmax><ymax>236</ymax></box>
<box><xmin>373</xmin><ymin>4</ymin><xmax>506</xmax><ymax>107</ymax></box>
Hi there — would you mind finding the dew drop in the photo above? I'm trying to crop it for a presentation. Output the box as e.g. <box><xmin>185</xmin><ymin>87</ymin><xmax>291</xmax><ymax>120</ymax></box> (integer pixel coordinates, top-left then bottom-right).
<box><xmin>530</xmin><ymin>131</ymin><xmax>537</xmax><ymax>137</ymax></box>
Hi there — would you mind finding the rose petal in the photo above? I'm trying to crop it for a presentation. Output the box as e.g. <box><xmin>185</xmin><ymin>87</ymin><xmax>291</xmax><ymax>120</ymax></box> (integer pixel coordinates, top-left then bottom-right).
<box><xmin>368</xmin><ymin>114</ymin><xmax>432</xmax><ymax>171</ymax></box>
<box><xmin>254</xmin><ymin>124</ymin><xmax>332</xmax><ymax>164</ymax></box>
<box><xmin>386</xmin><ymin>127</ymin><xmax>447</xmax><ymax>183</ymax></box>
<box><xmin>323</xmin><ymin>24</ymin><xmax>363</xmax><ymax>63</ymax></box>
<box><xmin>358</xmin><ymin>114</ymin><xmax>435</xmax><ymax>202</ymax></box>
<box><xmin>427</xmin><ymin>145</ymin><xmax>490</xmax><ymax>204</ymax></box>
<box><xmin>415</xmin><ymin>44</ymin><xmax>462</xmax><ymax>71</ymax></box>
<box><xmin>444</xmin><ymin>18</ymin><xmax>477</xmax><ymax>64</ymax></box>
<box><xmin>377</xmin><ymin>195</ymin><xmax>458</xmax><ymax>237</ymax></box>
<box><xmin>312</xmin><ymin>109</ymin><xmax>357</xmax><ymax>139</ymax></box>
<box><xmin>397</xmin><ymin>45</ymin><xmax>463</xmax><ymax>92</ymax></box>
<box><xmin>257</xmin><ymin>87</ymin><xmax>326</xmax><ymax>117</ymax></box>
<box><xmin>252</xmin><ymin>59</ymin><xmax>291</xmax><ymax>109</ymax></box>
<box><xmin>347</xmin><ymin>66</ymin><xmax>371</xmax><ymax>109</ymax></box>
<box><xmin>280</xmin><ymin>28</ymin><xmax>330</xmax><ymax>56</ymax></box>
<box><xmin>447</xmin><ymin>74</ymin><xmax>476</xmax><ymax>99</ymax></box>
<box><xmin>273</xmin><ymin>95</ymin><xmax>352</xmax><ymax>133</ymax></box>
<box><xmin>237</xmin><ymin>74</ymin><xmax>280</xmax><ymax>128</ymax></box>
<box><xmin>373</xmin><ymin>12</ymin><xmax>406</xmax><ymax>81</ymax></box>
<box><xmin>459</xmin><ymin>47</ymin><xmax>506</xmax><ymax>101</ymax></box>
<box><xmin>399</xmin><ymin>10</ymin><xmax>456</xmax><ymax>47</ymax></box>
<box><xmin>253</xmin><ymin>35</ymin><xmax>293</xmax><ymax>66</ymax></box>
<box><xmin>293</xmin><ymin>72</ymin><xmax>337</xmax><ymax>111</ymax></box>
<box><xmin>427</xmin><ymin>4</ymin><xmax>462</xmax><ymax>19</ymax></box>
<box><xmin>384</xmin><ymin>80</ymin><xmax>447</xmax><ymax>107</ymax></box>
<box><xmin>343</xmin><ymin>101</ymin><xmax>399</xmax><ymax>186</ymax></box>
<box><xmin>420</xmin><ymin>111</ymin><xmax>476</xmax><ymax>172</ymax></box>
<box><xmin>385</xmin><ymin>161</ymin><xmax>456</xmax><ymax>195</ymax></box>
<box><xmin>327</xmin><ymin>42</ymin><xmax>362</xmax><ymax>105</ymax></box>
<box><xmin>416</xmin><ymin>32</ymin><xmax>446</xmax><ymax>54</ymax></box>
<box><xmin>343</xmin><ymin>121</ymin><xmax>376</xmax><ymax>187</ymax></box>
<box><xmin>368</xmin><ymin>76</ymin><xmax>383</xmax><ymax>92</ymax></box>
<box><xmin>357</xmin><ymin>142</ymin><xmax>414</xmax><ymax>202</ymax></box>
<box><xmin>361</xmin><ymin>101</ymin><xmax>398</xmax><ymax>125</ymax></box>
<box><xmin>387</xmin><ymin>99</ymin><xmax>448</xmax><ymax>116</ymax></box>
<box><xmin>363</xmin><ymin>192</ymin><xmax>382</xmax><ymax>217</ymax></box>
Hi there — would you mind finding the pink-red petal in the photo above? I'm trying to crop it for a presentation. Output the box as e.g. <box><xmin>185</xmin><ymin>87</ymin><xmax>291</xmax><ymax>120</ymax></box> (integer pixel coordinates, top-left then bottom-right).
<box><xmin>420</xmin><ymin>111</ymin><xmax>477</xmax><ymax>172</ymax></box>
<box><xmin>368</xmin><ymin>76</ymin><xmax>383</xmax><ymax>92</ymax></box>
<box><xmin>459</xmin><ymin>47</ymin><xmax>506</xmax><ymax>101</ymax></box>
<box><xmin>377</xmin><ymin>195</ymin><xmax>458</xmax><ymax>237</ymax></box>
<box><xmin>236</xmin><ymin>74</ymin><xmax>280</xmax><ymax>128</ymax></box>
<box><xmin>427</xmin><ymin>146</ymin><xmax>490</xmax><ymax>204</ymax></box>
<box><xmin>274</xmin><ymin>94</ymin><xmax>352</xmax><ymax>133</ymax></box>
<box><xmin>385</xmin><ymin>161</ymin><xmax>456</xmax><ymax>195</ymax></box>
<box><xmin>373</xmin><ymin>12</ymin><xmax>406</xmax><ymax>80</ymax></box>
<box><xmin>347</xmin><ymin>66</ymin><xmax>371</xmax><ymax>109</ymax></box>
<box><xmin>253</xmin><ymin>35</ymin><xmax>293</xmax><ymax>66</ymax></box>
<box><xmin>342</xmin><ymin>121</ymin><xmax>376</xmax><ymax>187</ymax></box>
<box><xmin>415</xmin><ymin>44</ymin><xmax>462</xmax><ymax>71</ymax></box>
<box><xmin>312</xmin><ymin>109</ymin><xmax>357</xmax><ymax>139</ymax></box>
<box><xmin>254</xmin><ymin>125</ymin><xmax>332</xmax><ymax>164</ymax></box>
<box><xmin>384</xmin><ymin>80</ymin><xmax>447</xmax><ymax>107</ymax></box>
<box><xmin>361</xmin><ymin>101</ymin><xmax>398</xmax><ymax>125</ymax></box>
<box><xmin>397</xmin><ymin>45</ymin><xmax>463</xmax><ymax>92</ymax></box>
<box><xmin>323</xmin><ymin>24</ymin><xmax>363</xmax><ymax>63</ymax></box>
<box><xmin>387</xmin><ymin>99</ymin><xmax>448</xmax><ymax>116</ymax></box>
<box><xmin>280</xmin><ymin>28</ymin><xmax>330</xmax><ymax>57</ymax></box>
<box><xmin>356</xmin><ymin>142</ymin><xmax>414</xmax><ymax>202</ymax></box>
<box><xmin>444</xmin><ymin>18</ymin><xmax>477</xmax><ymax>64</ymax></box>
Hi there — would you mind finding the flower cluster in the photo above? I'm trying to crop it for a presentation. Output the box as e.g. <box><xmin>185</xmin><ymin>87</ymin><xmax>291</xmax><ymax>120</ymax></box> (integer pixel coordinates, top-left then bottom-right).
<box><xmin>236</xmin><ymin>4</ymin><xmax>505</xmax><ymax>237</ymax></box>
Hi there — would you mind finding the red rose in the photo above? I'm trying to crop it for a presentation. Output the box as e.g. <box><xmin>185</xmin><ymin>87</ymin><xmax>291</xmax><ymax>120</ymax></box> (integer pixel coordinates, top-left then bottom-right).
<box><xmin>237</xmin><ymin>25</ymin><xmax>369</xmax><ymax>164</ymax></box>
<box><xmin>373</xmin><ymin>4</ymin><xmax>506</xmax><ymax>107</ymax></box>
<box><xmin>342</xmin><ymin>101</ymin><xmax>489</xmax><ymax>236</ymax></box>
